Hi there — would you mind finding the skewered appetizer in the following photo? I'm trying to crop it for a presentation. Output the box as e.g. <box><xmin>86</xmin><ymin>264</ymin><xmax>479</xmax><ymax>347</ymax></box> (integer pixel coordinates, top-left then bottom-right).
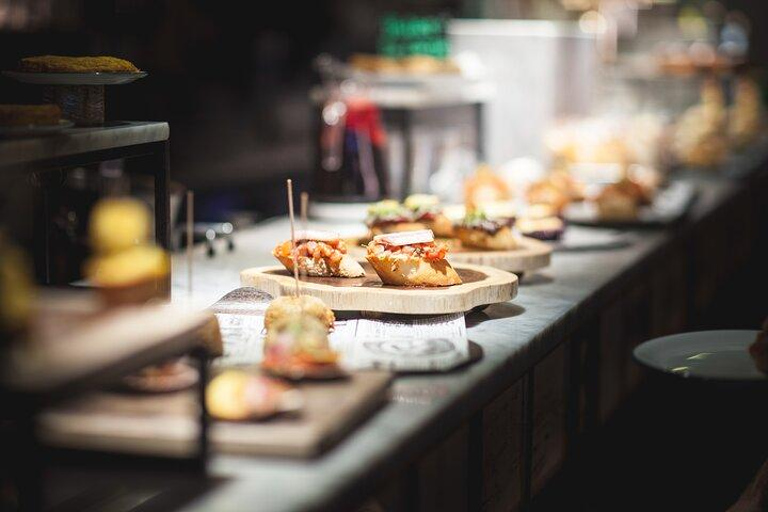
<box><xmin>517</xmin><ymin>204</ymin><xmax>565</xmax><ymax>241</ymax></box>
<box><xmin>19</xmin><ymin>55</ymin><xmax>140</xmax><ymax>73</ymax></box>
<box><xmin>366</xmin><ymin>230</ymin><xmax>461</xmax><ymax>287</ymax></box>
<box><xmin>455</xmin><ymin>209</ymin><xmax>518</xmax><ymax>250</ymax></box>
<box><xmin>0</xmin><ymin>104</ymin><xmax>61</xmax><ymax>127</ymax></box>
<box><xmin>262</xmin><ymin>313</ymin><xmax>344</xmax><ymax>380</ymax></box>
<box><xmin>404</xmin><ymin>194</ymin><xmax>454</xmax><ymax>238</ymax></box>
<box><xmin>464</xmin><ymin>164</ymin><xmax>512</xmax><ymax>209</ymax></box>
<box><xmin>594</xmin><ymin>178</ymin><xmax>651</xmax><ymax>221</ymax></box>
<box><xmin>264</xmin><ymin>294</ymin><xmax>335</xmax><ymax>332</ymax></box>
<box><xmin>84</xmin><ymin>198</ymin><xmax>169</xmax><ymax>307</ymax></box>
<box><xmin>366</xmin><ymin>200</ymin><xmax>424</xmax><ymax>236</ymax></box>
<box><xmin>273</xmin><ymin>230</ymin><xmax>365</xmax><ymax>278</ymax></box>
<box><xmin>206</xmin><ymin>370</ymin><xmax>302</xmax><ymax>421</ymax></box>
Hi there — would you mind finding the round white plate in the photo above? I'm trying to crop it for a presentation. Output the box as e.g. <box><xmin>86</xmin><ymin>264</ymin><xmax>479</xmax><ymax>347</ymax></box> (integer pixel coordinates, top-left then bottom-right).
<box><xmin>634</xmin><ymin>330</ymin><xmax>766</xmax><ymax>381</ymax></box>
<box><xmin>3</xmin><ymin>70</ymin><xmax>147</xmax><ymax>85</ymax></box>
<box><xmin>0</xmin><ymin>119</ymin><xmax>74</xmax><ymax>137</ymax></box>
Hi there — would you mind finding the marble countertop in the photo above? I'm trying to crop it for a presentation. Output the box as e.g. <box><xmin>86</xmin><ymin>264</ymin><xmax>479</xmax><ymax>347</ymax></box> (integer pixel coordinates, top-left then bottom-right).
<box><xmin>156</xmin><ymin>159</ymin><xmax>761</xmax><ymax>511</ymax></box>
<box><xmin>0</xmin><ymin>121</ymin><xmax>169</xmax><ymax>168</ymax></box>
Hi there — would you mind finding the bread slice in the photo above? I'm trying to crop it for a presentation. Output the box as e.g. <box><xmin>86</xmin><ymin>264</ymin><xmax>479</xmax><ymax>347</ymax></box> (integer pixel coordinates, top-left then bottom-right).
<box><xmin>455</xmin><ymin>225</ymin><xmax>517</xmax><ymax>250</ymax></box>
<box><xmin>424</xmin><ymin>214</ymin><xmax>454</xmax><ymax>238</ymax></box>
<box><xmin>366</xmin><ymin>254</ymin><xmax>461</xmax><ymax>287</ymax></box>
<box><xmin>275</xmin><ymin>253</ymin><xmax>365</xmax><ymax>278</ymax></box>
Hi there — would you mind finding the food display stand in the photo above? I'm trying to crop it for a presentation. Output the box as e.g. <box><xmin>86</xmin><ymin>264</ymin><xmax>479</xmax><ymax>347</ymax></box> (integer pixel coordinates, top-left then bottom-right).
<box><xmin>0</xmin><ymin>121</ymin><xmax>171</xmax><ymax>284</ymax></box>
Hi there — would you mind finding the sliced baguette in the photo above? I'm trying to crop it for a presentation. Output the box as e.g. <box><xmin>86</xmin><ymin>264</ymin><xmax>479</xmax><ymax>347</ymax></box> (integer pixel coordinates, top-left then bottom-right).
<box><xmin>366</xmin><ymin>254</ymin><xmax>462</xmax><ymax>287</ymax></box>
<box><xmin>455</xmin><ymin>225</ymin><xmax>517</xmax><ymax>250</ymax></box>
<box><xmin>274</xmin><ymin>253</ymin><xmax>365</xmax><ymax>278</ymax></box>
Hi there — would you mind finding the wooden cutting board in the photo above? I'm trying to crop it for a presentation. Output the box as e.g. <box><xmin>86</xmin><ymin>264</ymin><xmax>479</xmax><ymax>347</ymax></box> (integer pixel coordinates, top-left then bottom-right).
<box><xmin>446</xmin><ymin>236</ymin><xmax>552</xmax><ymax>274</ymax></box>
<box><xmin>2</xmin><ymin>290</ymin><xmax>216</xmax><ymax>399</ymax></box>
<box><xmin>346</xmin><ymin>236</ymin><xmax>551</xmax><ymax>275</ymax></box>
<box><xmin>39</xmin><ymin>369</ymin><xmax>392</xmax><ymax>458</ymax></box>
<box><xmin>240</xmin><ymin>262</ymin><xmax>517</xmax><ymax>314</ymax></box>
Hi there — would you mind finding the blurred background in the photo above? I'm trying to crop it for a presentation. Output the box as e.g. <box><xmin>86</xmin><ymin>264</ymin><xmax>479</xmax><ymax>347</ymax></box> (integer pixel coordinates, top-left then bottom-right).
<box><xmin>0</xmin><ymin>0</ymin><xmax>766</xmax><ymax>284</ymax></box>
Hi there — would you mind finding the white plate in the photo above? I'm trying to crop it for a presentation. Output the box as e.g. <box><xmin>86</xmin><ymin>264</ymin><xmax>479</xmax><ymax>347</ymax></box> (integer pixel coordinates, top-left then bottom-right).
<box><xmin>3</xmin><ymin>70</ymin><xmax>147</xmax><ymax>85</ymax></box>
<box><xmin>0</xmin><ymin>119</ymin><xmax>74</xmax><ymax>138</ymax></box>
<box><xmin>634</xmin><ymin>330</ymin><xmax>766</xmax><ymax>381</ymax></box>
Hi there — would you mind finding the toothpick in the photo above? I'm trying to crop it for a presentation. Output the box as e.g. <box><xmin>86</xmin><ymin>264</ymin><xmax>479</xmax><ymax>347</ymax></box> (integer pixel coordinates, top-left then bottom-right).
<box><xmin>300</xmin><ymin>191</ymin><xmax>309</xmax><ymax>232</ymax></box>
<box><xmin>186</xmin><ymin>190</ymin><xmax>194</xmax><ymax>297</ymax></box>
<box><xmin>287</xmin><ymin>179</ymin><xmax>301</xmax><ymax>297</ymax></box>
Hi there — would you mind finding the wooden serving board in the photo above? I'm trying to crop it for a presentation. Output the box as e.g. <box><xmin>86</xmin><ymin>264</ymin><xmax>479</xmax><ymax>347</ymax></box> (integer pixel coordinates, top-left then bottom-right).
<box><xmin>240</xmin><ymin>262</ymin><xmax>517</xmax><ymax>314</ymax></box>
<box><xmin>39</xmin><ymin>369</ymin><xmax>392</xmax><ymax>458</ymax></box>
<box><xmin>346</xmin><ymin>236</ymin><xmax>551</xmax><ymax>275</ymax></box>
<box><xmin>446</xmin><ymin>236</ymin><xmax>552</xmax><ymax>274</ymax></box>
<box><xmin>2</xmin><ymin>290</ymin><xmax>216</xmax><ymax>399</ymax></box>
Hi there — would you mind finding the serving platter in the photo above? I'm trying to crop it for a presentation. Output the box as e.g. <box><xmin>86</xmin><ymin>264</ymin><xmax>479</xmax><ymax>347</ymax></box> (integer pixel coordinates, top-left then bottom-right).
<box><xmin>39</xmin><ymin>368</ymin><xmax>392</xmax><ymax>458</ymax></box>
<box><xmin>240</xmin><ymin>262</ymin><xmax>517</xmax><ymax>314</ymax></box>
<box><xmin>346</xmin><ymin>236</ymin><xmax>551</xmax><ymax>275</ymax></box>
<box><xmin>563</xmin><ymin>181</ymin><xmax>697</xmax><ymax>228</ymax></box>
<box><xmin>633</xmin><ymin>330</ymin><xmax>766</xmax><ymax>382</ymax></box>
<box><xmin>446</xmin><ymin>236</ymin><xmax>552</xmax><ymax>274</ymax></box>
<box><xmin>1</xmin><ymin>290</ymin><xmax>218</xmax><ymax>397</ymax></box>
<box><xmin>3</xmin><ymin>70</ymin><xmax>148</xmax><ymax>85</ymax></box>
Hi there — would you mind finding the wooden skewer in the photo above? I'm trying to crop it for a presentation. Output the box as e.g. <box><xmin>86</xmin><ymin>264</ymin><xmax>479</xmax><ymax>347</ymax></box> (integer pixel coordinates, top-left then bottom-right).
<box><xmin>287</xmin><ymin>179</ymin><xmax>301</xmax><ymax>297</ymax></box>
<box><xmin>300</xmin><ymin>191</ymin><xmax>309</xmax><ymax>232</ymax></box>
<box><xmin>186</xmin><ymin>190</ymin><xmax>194</xmax><ymax>296</ymax></box>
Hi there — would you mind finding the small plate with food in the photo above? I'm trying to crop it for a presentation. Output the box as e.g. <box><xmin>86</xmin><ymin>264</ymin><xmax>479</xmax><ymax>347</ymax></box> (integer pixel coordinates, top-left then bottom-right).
<box><xmin>564</xmin><ymin>180</ymin><xmax>697</xmax><ymax>228</ymax></box>
<box><xmin>4</xmin><ymin>55</ymin><xmax>147</xmax><ymax>85</ymax></box>
<box><xmin>243</xmin><ymin>229</ymin><xmax>516</xmax><ymax>314</ymax></box>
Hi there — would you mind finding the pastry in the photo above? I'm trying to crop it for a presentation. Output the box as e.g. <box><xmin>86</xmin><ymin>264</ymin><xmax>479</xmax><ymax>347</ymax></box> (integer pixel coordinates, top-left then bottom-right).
<box><xmin>272</xmin><ymin>230</ymin><xmax>365</xmax><ymax>278</ymax></box>
<box><xmin>262</xmin><ymin>314</ymin><xmax>344</xmax><ymax>380</ymax></box>
<box><xmin>454</xmin><ymin>210</ymin><xmax>518</xmax><ymax>250</ymax></box>
<box><xmin>19</xmin><ymin>55</ymin><xmax>139</xmax><ymax>73</ymax></box>
<box><xmin>265</xmin><ymin>294</ymin><xmax>335</xmax><ymax>332</ymax></box>
<box><xmin>365</xmin><ymin>229</ymin><xmax>461</xmax><ymax>287</ymax></box>
<box><xmin>206</xmin><ymin>370</ymin><xmax>302</xmax><ymax>421</ymax></box>
<box><xmin>594</xmin><ymin>178</ymin><xmax>650</xmax><ymax>221</ymax></box>
<box><xmin>88</xmin><ymin>198</ymin><xmax>151</xmax><ymax>254</ymax></box>
<box><xmin>403</xmin><ymin>194</ymin><xmax>454</xmax><ymax>238</ymax></box>
<box><xmin>84</xmin><ymin>198</ymin><xmax>169</xmax><ymax>307</ymax></box>
<box><xmin>366</xmin><ymin>200</ymin><xmax>423</xmax><ymax>236</ymax></box>
<box><xmin>673</xmin><ymin>80</ymin><xmax>729</xmax><ymax>167</ymax></box>
<box><xmin>0</xmin><ymin>104</ymin><xmax>61</xmax><ymax>127</ymax></box>
<box><xmin>464</xmin><ymin>164</ymin><xmax>512</xmax><ymax>209</ymax></box>
<box><xmin>730</xmin><ymin>77</ymin><xmax>763</xmax><ymax>149</ymax></box>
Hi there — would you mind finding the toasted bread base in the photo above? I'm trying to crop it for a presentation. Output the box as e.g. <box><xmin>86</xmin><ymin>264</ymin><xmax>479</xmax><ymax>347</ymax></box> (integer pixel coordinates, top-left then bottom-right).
<box><xmin>425</xmin><ymin>214</ymin><xmax>455</xmax><ymax>238</ymax></box>
<box><xmin>366</xmin><ymin>255</ymin><xmax>462</xmax><ymax>287</ymax></box>
<box><xmin>455</xmin><ymin>226</ymin><xmax>517</xmax><ymax>250</ymax></box>
<box><xmin>275</xmin><ymin>253</ymin><xmax>365</xmax><ymax>278</ymax></box>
